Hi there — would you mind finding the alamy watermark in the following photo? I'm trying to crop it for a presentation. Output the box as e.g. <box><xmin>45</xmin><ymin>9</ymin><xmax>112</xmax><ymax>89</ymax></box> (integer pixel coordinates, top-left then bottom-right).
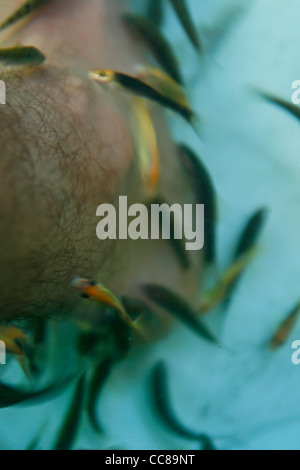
<box><xmin>291</xmin><ymin>80</ymin><xmax>300</xmax><ymax>105</ymax></box>
<box><xmin>291</xmin><ymin>340</ymin><xmax>300</xmax><ymax>365</ymax></box>
<box><xmin>96</xmin><ymin>196</ymin><xmax>204</xmax><ymax>251</ymax></box>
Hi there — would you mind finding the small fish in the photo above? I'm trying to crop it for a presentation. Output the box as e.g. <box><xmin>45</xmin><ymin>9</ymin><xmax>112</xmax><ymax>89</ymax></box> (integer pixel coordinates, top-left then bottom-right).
<box><xmin>260</xmin><ymin>92</ymin><xmax>300</xmax><ymax>122</ymax></box>
<box><xmin>270</xmin><ymin>302</ymin><xmax>300</xmax><ymax>349</ymax></box>
<box><xmin>123</xmin><ymin>14</ymin><xmax>183</xmax><ymax>84</ymax></box>
<box><xmin>147</xmin><ymin>196</ymin><xmax>191</xmax><ymax>269</ymax></box>
<box><xmin>152</xmin><ymin>362</ymin><xmax>217</xmax><ymax>449</ymax></box>
<box><xmin>143</xmin><ymin>284</ymin><xmax>217</xmax><ymax>344</ymax></box>
<box><xmin>136</xmin><ymin>66</ymin><xmax>189</xmax><ymax>107</ymax></box>
<box><xmin>147</xmin><ymin>0</ymin><xmax>164</xmax><ymax>26</ymax></box>
<box><xmin>54</xmin><ymin>375</ymin><xmax>86</xmax><ymax>451</ymax></box>
<box><xmin>130</xmin><ymin>97</ymin><xmax>160</xmax><ymax>195</ymax></box>
<box><xmin>233</xmin><ymin>208</ymin><xmax>268</xmax><ymax>261</ymax></box>
<box><xmin>199</xmin><ymin>251</ymin><xmax>256</xmax><ymax>313</ymax></box>
<box><xmin>71</xmin><ymin>277</ymin><xmax>137</xmax><ymax>331</ymax></box>
<box><xmin>178</xmin><ymin>144</ymin><xmax>217</xmax><ymax>265</ymax></box>
<box><xmin>0</xmin><ymin>46</ymin><xmax>45</xmax><ymax>67</ymax></box>
<box><xmin>222</xmin><ymin>208</ymin><xmax>268</xmax><ymax>310</ymax></box>
<box><xmin>0</xmin><ymin>326</ymin><xmax>27</xmax><ymax>356</ymax></box>
<box><xmin>0</xmin><ymin>0</ymin><xmax>51</xmax><ymax>31</ymax></box>
<box><xmin>168</xmin><ymin>0</ymin><xmax>203</xmax><ymax>52</ymax></box>
<box><xmin>0</xmin><ymin>326</ymin><xmax>33</xmax><ymax>380</ymax></box>
<box><xmin>89</xmin><ymin>69</ymin><xmax>201</xmax><ymax>136</ymax></box>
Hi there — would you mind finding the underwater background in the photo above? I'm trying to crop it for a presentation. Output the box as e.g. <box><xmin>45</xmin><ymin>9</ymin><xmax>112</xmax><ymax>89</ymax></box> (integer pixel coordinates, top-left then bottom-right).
<box><xmin>1</xmin><ymin>0</ymin><xmax>300</xmax><ymax>450</ymax></box>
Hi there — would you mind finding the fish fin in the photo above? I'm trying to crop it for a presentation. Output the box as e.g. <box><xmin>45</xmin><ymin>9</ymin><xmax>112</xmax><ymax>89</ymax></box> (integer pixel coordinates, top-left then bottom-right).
<box><xmin>270</xmin><ymin>302</ymin><xmax>300</xmax><ymax>350</ymax></box>
<box><xmin>17</xmin><ymin>356</ymin><xmax>33</xmax><ymax>384</ymax></box>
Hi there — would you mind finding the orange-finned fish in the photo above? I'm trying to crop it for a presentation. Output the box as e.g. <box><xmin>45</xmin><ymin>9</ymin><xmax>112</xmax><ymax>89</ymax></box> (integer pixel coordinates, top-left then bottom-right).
<box><xmin>89</xmin><ymin>69</ymin><xmax>201</xmax><ymax>137</ymax></box>
<box><xmin>130</xmin><ymin>97</ymin><xmax>160</xmax><ymax>195</ymax></box>
<box><xmin>270</xmin><ymin>303</ymin><xmax>300</xmax><ymax>349</ymax></box>
<box><xmin>71</xmin><ymin>277</ymin><xmax>137</xmax><ymax>330</ymax></box>
<box><xmin>0</xmin><ymin>0</ymin><xmax>51</xmax><ymax>31</ymax></box>
<box><xmin>0</xmin><ymin>326</ymin><xmax>31</xmax><ymax>378</ymax></box>
<box><xmin>0</xmin><ymin>326</ymin><xmax>27</xmax><ymax>356</ymax></box>
<box><xmin>135</xmin><ymin>66</ymin><xmax>189</xmax><ymax>108</ymax></box>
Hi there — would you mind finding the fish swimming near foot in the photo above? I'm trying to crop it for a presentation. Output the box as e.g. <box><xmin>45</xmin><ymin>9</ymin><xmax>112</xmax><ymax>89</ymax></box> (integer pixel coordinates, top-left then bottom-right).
<box><xmin>71</xmin><ymin>277</ymin><xmax>138</xmax><ymax>332</ymax></box>
<box><xmin>0</xmin><ymin>45</ymin><xmax>45</xmax><ymax>67</ymax></box>
<box><xmin>270</xmin><ymin>302</ymin><xmax>300</xmax><ymax>350</ymax></box>
<box><xmin>135</xmin><ymin>66</ymin><xmax>189</xmax><ymax>107</ymax></box>
<box><xmin>178</xmin><ymin>144</ymin><xmax>217</xmax><ymax>265</ymax></box>
<box><xmin>130</xmin><ymin>97</ymin><xmax>160</xmax><ymax>196</ymax></box>
<box><xmin>143</xmin><ymin>284</ymin><xmax>217</xmax><ymax>344</ymax></box>
<box><xmin>89</xmin><ymin>69</ymin><xmax>201</xmax><ymax>137</ymax></box>
<box><xmin>0</xmin><ymin>0</ymin><xmax>52</xmax><ymax>31</ymax></box>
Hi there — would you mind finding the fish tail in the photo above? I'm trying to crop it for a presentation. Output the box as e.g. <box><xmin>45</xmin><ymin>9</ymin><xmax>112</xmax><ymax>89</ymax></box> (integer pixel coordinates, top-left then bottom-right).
<box><xmin>17</xmin><ymin>356</ymin><xmax>33</xmax><ymax>383</ymax></box>
<box><xmin>118</xmin><ymin>303</ymin><xmax>143</xmax><ymax>335</ymax></box>
<box><xmin>190</xmin><ymin>112</ymin><xmax>202</xmax><ymax>138</ymax></box>
<box><xmin>131</xmin><ymin>315</ymin><xmax>151</xmax><ymax>342</ymax></box>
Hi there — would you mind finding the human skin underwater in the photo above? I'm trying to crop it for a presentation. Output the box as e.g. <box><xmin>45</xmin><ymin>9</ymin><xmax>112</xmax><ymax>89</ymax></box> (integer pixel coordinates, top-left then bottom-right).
<box><xmin>1</xmin><ymin>0</ymin><xmax>300</xmax><ymax>451</ymax></box>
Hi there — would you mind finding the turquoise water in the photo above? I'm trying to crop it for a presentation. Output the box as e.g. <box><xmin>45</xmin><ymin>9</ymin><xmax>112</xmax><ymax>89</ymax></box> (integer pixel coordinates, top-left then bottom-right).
<box><xmin>1</xmin><ymin>0</ymin><xmax>300</xmax><ymax>450</ymax></box>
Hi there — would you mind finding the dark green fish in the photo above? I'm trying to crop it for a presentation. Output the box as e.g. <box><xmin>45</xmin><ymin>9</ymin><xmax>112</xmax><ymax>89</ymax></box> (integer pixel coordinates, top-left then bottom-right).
<box><xmin>27</xmin><ymin>319</ymin><xmax>48</xmax><ymax>379</ymax></box>
<box><xmin>87</xmin><ymin>359</ymin><xmax>113</xmax><ymax>434</ymax></box>
<box><xmin>152</xmin><ymin>362</ymin><xmax>217</xmax><ymax>450</ymax></box>
<box><xmin>270</xmin><ymin>302</ymin><xmax>300</xmax><ymax>349</ymax></box>
<box><xmin>169</xmin><ymin>210</ymin><xmax>191</xmax><ymax>269</ymax></box>
<box><xmin>0</xmin><ymin>0</ymin><xmax>51</xmax><ymax>31</ymax></box>
<box><xmin>178</xmin><ymin>144</ymin><xmax>217</xmax><ymax>265</ymax></box>
<box><xmin>123</xmin><ymin>14</ymin><xmax>183</xmax><ymax>84</ymax></box>
<box><xmin>0</xmin><ymin>46</ymin><xmax>45</xmax><ymax>67</ymax></box>
<box><xmin>260</xmin><ymin>92</ymin><xmax>300</xmax><ymax>122</ymax></box>
<box><xmin>90</xmin><ymin>69</ymin><xmax>201</xmax><ymax>136</ymax></box>
<box><xmin>224</xmin><ymin>208</ymin><xmax>268</xmax><ymax>309</ymax></box>
<box><xmin>168</xmin><ymin>0</ymin><xmax>202</xmax><ymax>52</ymax></box>
<box><xmin>148</xmin><ymin>196</ymin><xmax>191</xmax><ymax>270</ymax></box>
<box><xmin>233</xmin><ymin>208</ymin><xmax>268</xmax><ymax>261</ymax></box>
<box><xmin>32</xmin><ymin>318</ymin><xmax>47</xmax><ymax>345</ymax></box>
<box><xmin>143</xmin><ymin>284</ymin><xmax>217</xmax><ymax>344</ymax></box>
<box><xmin>54</xmin><ymin>375</ymin><xmax>86</xmax><ymax>451</ymax></box>
<box><xmin>147</xmin><ymin>0</ymin><xmax>164</xmax><ymax>26</ymax></box>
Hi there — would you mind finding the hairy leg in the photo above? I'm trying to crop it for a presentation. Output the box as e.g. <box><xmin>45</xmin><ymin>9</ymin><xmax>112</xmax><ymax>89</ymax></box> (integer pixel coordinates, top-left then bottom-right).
<box><xmin>0</xmin><ymin>0</ymin><xmax>202</xmax><ymax>322</ymax></box>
